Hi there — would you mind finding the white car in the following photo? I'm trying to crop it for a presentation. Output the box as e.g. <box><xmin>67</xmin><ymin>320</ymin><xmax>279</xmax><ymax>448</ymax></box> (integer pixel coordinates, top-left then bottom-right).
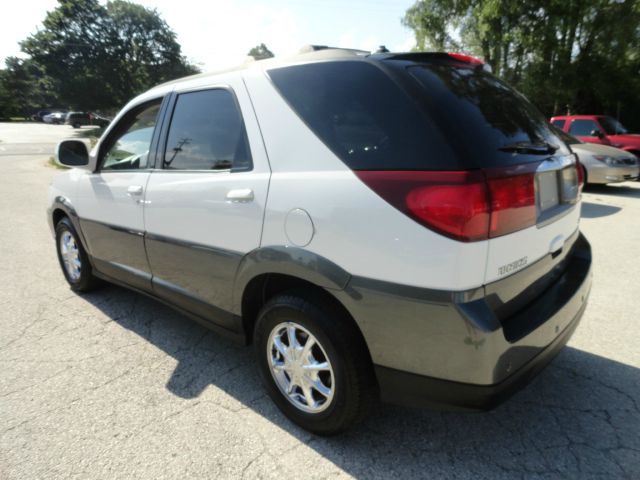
<box><xmin>48</xmin><ymin>48</ymin><xmax>593</xmax><ymax>434</ymax></box>
<box><xmin>555</xmin><ymin>128</ymin><xmax>638</xmax><ymax>184</ymax></box>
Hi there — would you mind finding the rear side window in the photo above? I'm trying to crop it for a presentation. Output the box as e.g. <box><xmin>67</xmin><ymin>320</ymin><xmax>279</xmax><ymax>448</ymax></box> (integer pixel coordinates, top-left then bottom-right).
<box><xmin>163</xmin><ymin>89</ymin><xmax>252</xmax><ymax>171</ymax></box>
<box><xmin>268</xmin><ymin>61</ymin><xmax>459</xmax><ymax>170</ymax></box>
<box><xmin>569</xmin><ymin>119</ymin><xmax>600</xmax><ymax>137</ymax></box>
<box><xmin>551</xmin><ymin>119</ymin><xmax>565</xmax><ymax>129</ymax></box>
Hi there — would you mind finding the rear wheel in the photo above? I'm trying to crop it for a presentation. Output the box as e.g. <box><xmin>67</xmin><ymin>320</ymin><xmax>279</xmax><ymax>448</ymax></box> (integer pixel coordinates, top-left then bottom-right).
<box><xmin>254</xmin><ymin>292</ymin><xmax>376</xmax><ymax>435</ymax></box>
<box><xmin>55</xmin><ymin>217</ymin><xmax>99</xmax><ymax>292</ymax></box>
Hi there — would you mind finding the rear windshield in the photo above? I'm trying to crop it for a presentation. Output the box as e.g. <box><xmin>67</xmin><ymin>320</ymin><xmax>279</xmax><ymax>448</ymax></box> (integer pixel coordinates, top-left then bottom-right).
<box><xmin>406</xmin><ymin>63</ymin><xmax>569</xmax><ymax>165</ymax></box>
<box><xmin>268</xmin><ymin>60</ymin><xmax>569</xmax><ymax>170</ymax></box>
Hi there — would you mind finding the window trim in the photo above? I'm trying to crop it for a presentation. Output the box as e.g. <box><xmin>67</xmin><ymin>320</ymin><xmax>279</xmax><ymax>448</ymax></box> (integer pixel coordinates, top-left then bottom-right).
<box><xmin>156</xmin><ymin>85</ymin><xmax>254</xmax><ymax>174</ymax></box>
<box><xmin>97</xmin><ymin>96</ymin><xmax>167</xmax><ymax>173</ymax></box>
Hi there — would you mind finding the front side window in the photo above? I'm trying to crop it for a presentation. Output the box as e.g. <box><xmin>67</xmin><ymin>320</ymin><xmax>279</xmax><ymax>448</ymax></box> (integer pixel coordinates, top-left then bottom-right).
<box><xmin>101</xmin><ymin>100</ymin><xmax>161</xmax><ymax>171</ymax></box>
<box><xmin>551</xmin><ymin>119</ymin><xmax>565</xmax><ymax>129</ymax></box>
<box><xmin>163</xmin><ymin>89</ymin><xmax>252</xmax><ymax>171</ymax></box>
<box><xmin>569</xmin><ymin>119</ymin><xmax>601</xmax><ymax>137</ymax></box>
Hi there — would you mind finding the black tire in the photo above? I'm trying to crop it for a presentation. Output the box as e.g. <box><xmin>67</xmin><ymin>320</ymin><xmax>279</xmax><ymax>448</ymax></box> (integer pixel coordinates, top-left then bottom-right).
<box><xmin>72</xmin><ymin>123</ymin><xmax>80</xmax><ymax>129</ymax></box>
<box><xmin>55</xmin><ymin>217</ymin><xmax>99</xmax><ymax>292</ymax></box>
<box><xmin>254</xmin><ymin>290</ymin><xmax>376</xmax><ymax>435</ymax></box>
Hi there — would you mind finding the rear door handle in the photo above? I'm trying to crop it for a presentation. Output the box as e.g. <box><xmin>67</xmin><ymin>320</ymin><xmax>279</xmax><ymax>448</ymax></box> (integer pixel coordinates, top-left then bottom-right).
<box><xmin>127</xmin><ymin>185</ymin><xmax>143</xmax><ymax>196</ymax></box>
<box><xmin>226</xmin><ymin>189</ymin><xmax>254</xmax><ymax>202</ymax></box>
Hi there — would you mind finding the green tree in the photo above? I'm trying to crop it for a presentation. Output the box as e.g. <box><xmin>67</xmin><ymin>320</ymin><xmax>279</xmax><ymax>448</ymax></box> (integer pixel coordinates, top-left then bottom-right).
<box><xmin>248</xmin><ymin>43</ymin><xmax>274</xmax><ymax>60</ymax></box>
<box><xmin>20</xmin><ymin>0</ymin><xmax>199</xmax><ymax>111</ymax></box>
<box><xmin>0</xmin><ymin>57</ymin><xmax>58</xmax><ymax>118</ymax></box>
<box><xmin>403</xmin><ymin>0</ymin><xmax>640</xmax><ymax>130</ymax></box>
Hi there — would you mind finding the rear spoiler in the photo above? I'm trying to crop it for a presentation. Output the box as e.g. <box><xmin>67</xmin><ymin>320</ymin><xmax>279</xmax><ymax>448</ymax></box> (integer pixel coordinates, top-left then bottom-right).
<box><xmin>376</xmin><ymin>52</ymin><xmax>492</xmax><ymax>72</ymax></box>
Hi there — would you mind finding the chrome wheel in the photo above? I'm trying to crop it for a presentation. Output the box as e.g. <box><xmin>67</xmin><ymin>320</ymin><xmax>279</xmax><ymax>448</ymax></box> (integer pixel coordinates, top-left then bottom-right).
<box><xmin>60</xmin><ymin>231</ymin><xmax>81</xmax><ymax>281</ymax></box>
<box><xmin>267</xmin><ymin>322</ymin><xmax>335</xmax><ymax>414</ymax></box>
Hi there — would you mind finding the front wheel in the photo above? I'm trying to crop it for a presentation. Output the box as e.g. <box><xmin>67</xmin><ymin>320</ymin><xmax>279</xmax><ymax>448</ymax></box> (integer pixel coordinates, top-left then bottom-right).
<box><xmin>254</xmin><ymin>292</ymin><xmax>376</xmax><ymax>435</ymax></box>
<box><xmin>55</xmin><ymin>217</ymin><xmax>99</xmax><ymax>292</ymax></box>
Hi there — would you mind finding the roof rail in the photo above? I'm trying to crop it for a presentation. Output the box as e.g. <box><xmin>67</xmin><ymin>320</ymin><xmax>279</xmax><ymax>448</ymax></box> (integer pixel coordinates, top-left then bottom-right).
<box><xmin>298</xmin><ymin>44</ymin><xmax>370</xmax><ymax>55</ymax></box>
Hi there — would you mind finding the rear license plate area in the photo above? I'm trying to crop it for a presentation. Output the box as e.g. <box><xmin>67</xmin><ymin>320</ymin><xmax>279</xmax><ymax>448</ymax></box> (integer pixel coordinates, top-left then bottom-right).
<box><xmin>537</xmin><ymin>171</ymin><xmax>559</xmax><ymax>212</ymax></box>
<box><xmin>536</xmin><ymin>164</ymin><xmax>578</xmax><ymax>225</ymax></box>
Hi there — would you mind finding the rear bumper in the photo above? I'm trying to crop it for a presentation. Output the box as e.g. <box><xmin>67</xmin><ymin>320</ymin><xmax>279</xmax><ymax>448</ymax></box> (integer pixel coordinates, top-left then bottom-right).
<box><xmin>336</xmin><ymin>232</ymin><xmax>592</xmax><ymax>410</ymax></box>
<box><xmin>375</xmin><ymin>290</ymin><xmax>587</xmax><ymax>410</ymax></box>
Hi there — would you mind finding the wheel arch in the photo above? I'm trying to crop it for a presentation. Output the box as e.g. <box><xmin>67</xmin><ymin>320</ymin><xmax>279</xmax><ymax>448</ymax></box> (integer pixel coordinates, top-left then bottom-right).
<box><xmin>49</xmin><ymin>196</ymin><xmax>92</xmax><ymax>258</ymax></box>
<box><xmin>233</xmin><ymin>248</ymin><xmax>370</xmax><ymax>353</ymax></box>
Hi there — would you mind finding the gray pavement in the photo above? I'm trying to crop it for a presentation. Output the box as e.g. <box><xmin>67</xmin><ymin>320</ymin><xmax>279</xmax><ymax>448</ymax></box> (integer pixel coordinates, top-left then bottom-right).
<box><xmin>1</xmin><ymin>123</ymin><xmax>639</xmax><ymax>479</ymax></box>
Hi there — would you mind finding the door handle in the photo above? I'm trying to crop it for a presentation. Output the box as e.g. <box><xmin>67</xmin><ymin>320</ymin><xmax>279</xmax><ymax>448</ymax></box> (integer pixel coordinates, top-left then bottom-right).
<box><xmin>226</xmin><ymin>188</ymin><xmax>254</xmax><ymax>202</ymax></box>
<box><xmin>127</xmin><ymin>185</ymin><xmax>143</xmax><ymax>196</ymax></box>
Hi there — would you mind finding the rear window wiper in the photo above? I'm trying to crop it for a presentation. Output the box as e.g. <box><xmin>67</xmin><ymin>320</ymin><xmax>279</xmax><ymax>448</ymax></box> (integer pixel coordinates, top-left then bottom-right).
<box><xmin>499</xmin><ymin>141</ymin><xmax>559</xmax><ymax>155</ymax></box>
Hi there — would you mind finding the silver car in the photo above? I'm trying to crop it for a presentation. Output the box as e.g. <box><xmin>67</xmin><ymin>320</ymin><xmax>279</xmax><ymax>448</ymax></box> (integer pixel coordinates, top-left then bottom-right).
<box><xmin>42</xmin><ymin>111</ymin><xmax>67</xmax><ymax>125</ymax></box>
<box><xmin>556</xmin><ymin>128</ymin><xmax>639</xmax><ymax>184</ymax></box>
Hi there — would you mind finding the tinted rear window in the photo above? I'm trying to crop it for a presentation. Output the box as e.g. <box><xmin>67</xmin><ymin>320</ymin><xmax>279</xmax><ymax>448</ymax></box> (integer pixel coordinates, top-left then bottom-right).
<box><xmin>268</xmin><ymin>61</ymin><xmax>459</xmax><ymax>170</ymax></box>
<box><xmin>406</xmin><ymin>63</ymin><xmax>569</xmax><ymax>165</ymax></box>
<box><xmin>269</xmin><ymin>60</ymin><xmax>569</xmax><ymax>170</ymax></box>
<box><xmin>163</xmin><ymin>89</ymin><xmax>252</xmax><ymax>171</ymax></box>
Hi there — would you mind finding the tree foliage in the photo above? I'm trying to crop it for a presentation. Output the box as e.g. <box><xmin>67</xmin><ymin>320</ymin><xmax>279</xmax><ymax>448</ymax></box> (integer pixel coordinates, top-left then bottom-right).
<box><xmin>0</xmin><ymin>58</ymin><xmax>59</xmax><ymax>118</ymax></box>
<box><xmin>248</xmin><ymin>43</ymin><xmax>274</xmax><ymax>60</ymax></box>
<box><xmin>403</xmin><ymin>0</ymin><xmax>640</xmax><ymax>129</ymax></box>
<box><xmin>13</xmin><ymin>0</ymin><xmax>198</xmax><ymax>112</ymax></box>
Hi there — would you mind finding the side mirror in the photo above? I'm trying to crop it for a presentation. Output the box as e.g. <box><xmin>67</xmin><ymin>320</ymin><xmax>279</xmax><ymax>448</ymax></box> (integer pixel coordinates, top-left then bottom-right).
<box><xmin>56</xmin><ymin>140</ymin><xmax>90</xmax><ymax>169</ymax></box>
<box><xmin>590</xmin><ymin>129</ymin><xmax>603</xmax><ymax>138</ymax></box>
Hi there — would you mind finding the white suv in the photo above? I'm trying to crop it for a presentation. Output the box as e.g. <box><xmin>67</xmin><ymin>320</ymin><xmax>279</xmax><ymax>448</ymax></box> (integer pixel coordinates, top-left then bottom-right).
<box><xmin>49</xmin><ymin>48</ymin><xmax>592</xmax><ymax>434</ymax></box>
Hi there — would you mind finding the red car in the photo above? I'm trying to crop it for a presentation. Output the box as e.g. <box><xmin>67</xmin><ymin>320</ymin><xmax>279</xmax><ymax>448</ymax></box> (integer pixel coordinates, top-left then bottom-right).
<box><xmin>550</xmin><ymin>115</ymin><xmax>640</xmax><ymax>157</ymax></box>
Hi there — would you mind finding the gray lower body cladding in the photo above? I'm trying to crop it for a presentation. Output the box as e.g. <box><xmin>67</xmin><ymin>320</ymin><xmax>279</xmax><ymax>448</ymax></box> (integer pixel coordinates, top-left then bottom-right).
<box><xmin>50</xmin><ymin>203</ymin><xmax>592</xmax><ymax>410</ymax></box>
<box><xmin>335</xmin><ymin>232</ymin><xmax>592</xmax><ymax>409</ymax></box>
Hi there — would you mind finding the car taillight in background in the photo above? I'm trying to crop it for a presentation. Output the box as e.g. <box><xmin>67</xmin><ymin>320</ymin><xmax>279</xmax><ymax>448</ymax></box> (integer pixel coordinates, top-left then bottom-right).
<box><xmin>356</xmin><ymin>165</ymin><xmax>554</xmax><ymax>242</ymax></box>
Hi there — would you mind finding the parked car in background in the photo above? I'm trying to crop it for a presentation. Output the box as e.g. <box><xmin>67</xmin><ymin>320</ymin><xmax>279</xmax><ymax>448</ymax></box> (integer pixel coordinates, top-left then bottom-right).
<box><xmin>551</xmin><ymin>115</ymin><xmax>640</xmax><ymax>158</ymax></box>
<box><xmin>554</xmin><ymin>128</ymin><xmax>638</xmax><ymax>184</ymax></box>
<box><xmin>49</xmin><ymin>48</ymin><xmax>592</xmax><ymax>434</ymax></box>
<box><xmin>33</xmin><ymin>109</ymin><xmax>64</xmax><ymax>122</ymax></box>
<box><xmin>65</xmin><ymin>112</ymin><xmax>111</xmax><ymax>128</ymax></box>
<box><xmin>43</xmin><ymin>111</ymin><xmax>68</xmax><ymax>124</ymax></box>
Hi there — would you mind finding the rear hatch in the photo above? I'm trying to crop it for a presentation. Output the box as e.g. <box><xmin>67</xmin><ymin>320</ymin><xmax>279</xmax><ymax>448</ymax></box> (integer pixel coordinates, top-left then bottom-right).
<box><xmin>267</xmin><ymin>53</ymin><xmax>581</xmax><ymax>295</ymax></box>
<box><xmin>385</xmin><ymin>54</ymin><xmax>581</xmax><ymax>286</ymax></box>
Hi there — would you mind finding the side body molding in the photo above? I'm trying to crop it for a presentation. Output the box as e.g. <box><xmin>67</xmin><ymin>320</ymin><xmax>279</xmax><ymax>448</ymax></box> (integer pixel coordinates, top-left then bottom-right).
<box><xmin>232</xmin><ymin>246</ymin><xmax>352</xmax><ymax>314</ymax></box>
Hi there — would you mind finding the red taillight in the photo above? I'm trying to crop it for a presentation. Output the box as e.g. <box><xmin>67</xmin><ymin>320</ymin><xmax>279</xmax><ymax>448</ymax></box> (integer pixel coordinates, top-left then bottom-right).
<box><xmin>486</xmin><ymin>173</ymin><xmax>536</xmax><ymax>237</ymax></box>
<box><xmin>355</xmin><ymin>168</ymin><xmax>538</xmax><ymax>242</ymax></box>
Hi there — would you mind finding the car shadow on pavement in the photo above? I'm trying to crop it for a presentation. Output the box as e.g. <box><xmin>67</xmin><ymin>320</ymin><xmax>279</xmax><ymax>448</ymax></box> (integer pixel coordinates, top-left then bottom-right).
<box><xmin>81</xmin><ymin>284</ymin><xmax>640</xmax><ymax>478</ymax></box>
<box><xmin>581</xmin><ymin>201</ymin><xmax>621</xmax><ymax>218</ymax></box>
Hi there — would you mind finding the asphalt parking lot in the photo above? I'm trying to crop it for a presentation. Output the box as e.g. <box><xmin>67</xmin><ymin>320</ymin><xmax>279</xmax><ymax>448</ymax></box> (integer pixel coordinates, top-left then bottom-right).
<box><xmin>1</xmin><ymin>122</ymin><xmax>639</xmax><ymax>479</ymax></box>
